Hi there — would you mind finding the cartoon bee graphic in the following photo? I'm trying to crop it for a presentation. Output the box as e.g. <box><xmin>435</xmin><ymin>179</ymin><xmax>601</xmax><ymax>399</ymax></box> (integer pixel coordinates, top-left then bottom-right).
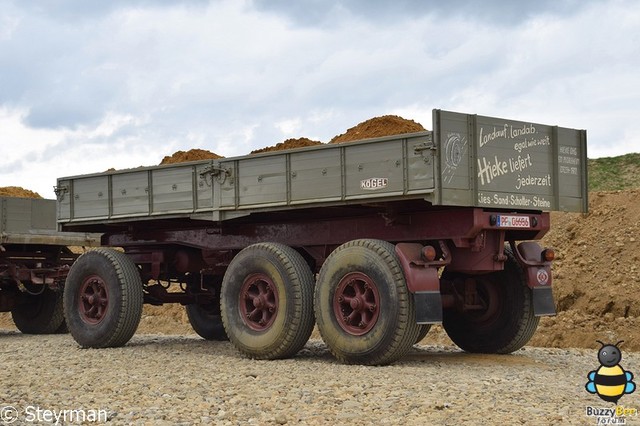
<box><xmin>586</xmin><ymin>340</ymin><xmax>636</xmax><ymax>403</ymax></box>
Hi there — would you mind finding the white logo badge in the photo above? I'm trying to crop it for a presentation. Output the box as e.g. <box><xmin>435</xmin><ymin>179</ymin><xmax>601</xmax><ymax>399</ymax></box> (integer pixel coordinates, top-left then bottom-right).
<box><xmin>360</xmin><ymin>177</ymin><xmax>388</xmax><ymax>190</ymax></box>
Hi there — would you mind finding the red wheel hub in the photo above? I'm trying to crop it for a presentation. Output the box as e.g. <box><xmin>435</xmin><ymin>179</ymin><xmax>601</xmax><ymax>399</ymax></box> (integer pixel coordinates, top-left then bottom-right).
<box><xmin>78</xmin><ymin>275</ymin><xmax>109</xmax><ymax>324</ymax></box>
<box><xmin>239</xmin><ymin>273</ymin><xmax>278</xmax><ymax>331</ymax></box>
<box><xmin>333</xmin><ymin>272</ymin><xmax>380</xmax><ymax>335</ymax></box>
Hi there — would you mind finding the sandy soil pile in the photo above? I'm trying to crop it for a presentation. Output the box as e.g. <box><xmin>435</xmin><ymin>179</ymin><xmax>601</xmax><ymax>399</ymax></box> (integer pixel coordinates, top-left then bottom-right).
<box><xmin>330</xmin><ymin>115</ymin><xmax>426</xmax><ymax>144</ymax></box>
<box><xmin>251</xmin><ymin>137</ymin><xmax>323</xmax><ymax>154</ymax></box>
<box><xmin>159</xmin><ymin>148</ymin><xmax>223</xmax><ymax>165</ymax></box>
<box><xmin>0</xmin><ymin>186</ymin><xmax>42</xmax><ymax>198</ymax></box>
<box><xmin>531</xmin><ymin>189</ymin><xmax>640</xmax><ymax>350</ymax></box>
<box><xmin>162</xmin><ymin>115</ymin><xmax>423</xmax><ymax>160</ymax></box>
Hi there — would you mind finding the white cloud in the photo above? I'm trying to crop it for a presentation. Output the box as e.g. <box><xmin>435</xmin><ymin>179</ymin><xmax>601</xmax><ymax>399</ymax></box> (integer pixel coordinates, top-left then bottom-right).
<box><xmin>274</xmin><ymin>118</ymin><xmax>301</xmax><ymax>136</ymax></box>
<box><xmin>0</xmin><ymin>0</ymin><xmax>639</xmax><ymax>199</ymax></box>
<box><xmin>0</xmin><ymin>107</ymin><xmax>159</xmax><ymax>197</ymax></box>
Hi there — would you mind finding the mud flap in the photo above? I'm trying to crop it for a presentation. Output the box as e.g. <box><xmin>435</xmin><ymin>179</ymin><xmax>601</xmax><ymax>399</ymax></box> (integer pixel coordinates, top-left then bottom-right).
<box><xmin>414</xmin><ymin>291</ymin><xmax>443</xmax><ymax>324</ymax></box>
<box><xmin>532</xmin><ymin>287</ymin><xmax>556</xmax><ymax>316</ymax></box>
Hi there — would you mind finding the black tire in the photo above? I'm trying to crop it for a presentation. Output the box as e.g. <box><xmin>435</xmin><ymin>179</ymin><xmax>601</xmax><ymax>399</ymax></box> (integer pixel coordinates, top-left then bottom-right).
<box><xmin>314</xmin><ymin>239</ymin><xmax>420</xmax><ymax>365</ymax></box>
<box><xmin>220</xmin><ymin>243</ymin><xmax>315</xmax><ymax>359</ymax></box>
<box><xmin>442</xmin><ymin>247</ymin><xmax>539</xmax><ymax>354</ymax></box>
<box><xmin>11</xmin><ymin>287</ymin><xmax>65</xmax><ymax>334</ymax></box>
<box><xmin>54</xmin><ymin>320</ymin><xmax>69</xmax><ymax>334</ymax></box>
<box><xmin>64</xmin><ymin>248</ymin><xmax>143</xmax><ymax>348</ymax></box>
<box><xmin>414</xmin><ymin>324</ymin><xmax>432</xmax><ymax>344</ymax></box>
<box><xmin>186</xmin><ymin>303</ymin><xmax>228</xmax><ymax>341</ymax></box>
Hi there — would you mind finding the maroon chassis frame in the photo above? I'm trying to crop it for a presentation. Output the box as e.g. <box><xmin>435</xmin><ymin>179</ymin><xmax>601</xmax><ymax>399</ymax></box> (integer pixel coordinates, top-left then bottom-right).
<box><xmin>0</xmin><ymin>245</ymin><xmax>77</xmax><ymax>311</ymax></box>
<box><xmin>92</xmin><ymin>204</ymin><xmax>555</xmax><ymax>323</ymax></box>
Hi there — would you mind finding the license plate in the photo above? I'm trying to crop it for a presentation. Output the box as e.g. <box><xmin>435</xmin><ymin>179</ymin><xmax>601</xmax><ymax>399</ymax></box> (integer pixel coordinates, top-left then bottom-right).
<box><xmin>497</xmin><ymin>215</ymin><xmax>530</xmax><ymax>228</ymax></box>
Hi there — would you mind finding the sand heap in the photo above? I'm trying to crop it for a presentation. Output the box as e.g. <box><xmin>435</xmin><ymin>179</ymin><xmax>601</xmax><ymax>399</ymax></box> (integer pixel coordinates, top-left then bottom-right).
<box><xmin>0</xmin><ymin>186</ymin><xmax>42</xmax><ymax>198</ymax></box>
<box><xmin>526</xmin><ymin>189</ymin><xmax>640</xmax><ymax>350</ymax></box>
<box><xmin>160</xmin><ymin>149</ymin><xmax>223</xmax><ymax>165</ymax></box>
<box><xmin>330</xmin><ymin>115</ymin><xmax>426</xmax><ymax>144</ymax></box>
<box><xmin>161</xmin><ymin>116</ymin><xmax>424</xmax><ymax>160</ymax></box>
<box><xmin>251</xmin><ymin>138</ymin><xmax>323</xmax><ymax>154</ymax></box>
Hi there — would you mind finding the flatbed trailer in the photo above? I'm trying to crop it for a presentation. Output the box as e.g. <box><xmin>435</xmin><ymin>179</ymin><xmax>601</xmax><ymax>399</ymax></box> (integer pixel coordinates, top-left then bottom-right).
<box><xmin>56</xmin><ymin>109</ymin><xmax>587</xmax><ymax>364</ymax></box>
<box><xmin>0</xmin><ymin>197</ymin><xmax>99</xmax><ymax>333</ymax></box>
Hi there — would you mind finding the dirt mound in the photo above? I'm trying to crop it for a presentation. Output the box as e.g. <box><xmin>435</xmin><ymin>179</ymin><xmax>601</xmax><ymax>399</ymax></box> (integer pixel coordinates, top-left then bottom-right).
<box><xmin>528</xmin><ymin>189</ymin><xmax>640</xmax><ymax>350</ymax></box>
<box><xmin>0</xmin><ymin>186</ymin><xmax>42</xmax><ymax>198</ymax></box>
<box><xmin>251</xmin><ymin>138</ymin><xmax>323</xmax><ymax>154</ymax></box>
<box><xmin>330</xmin><ymin>115</ymin><xmax>426</xmax><ymax>144</ymax></box>
<box><xmin>160</xmin><ymin>149</ymin><xmax>223</xmax><ymax>165</ymax></box>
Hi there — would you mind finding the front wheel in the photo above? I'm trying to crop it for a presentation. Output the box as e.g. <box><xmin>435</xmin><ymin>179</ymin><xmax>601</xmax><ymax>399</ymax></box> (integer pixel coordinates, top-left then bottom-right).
<box><xmin>314</xmin><ymin>239</ymin><xmax>420</xmax><ymax>365</ymax></box>
<box><xmin>64</xmin><ymin>248</ymin><xmax>143</xmax><ymax>348</ymax></box>
<box><xmin>442</xmin><ymin>247</ymin><xmax>539</xmax><ymax>353</ymax></box>
<box><xmin>11</xmin><ymin>287</ymin><xmax>65</xmax><ymax>334</ymax></box>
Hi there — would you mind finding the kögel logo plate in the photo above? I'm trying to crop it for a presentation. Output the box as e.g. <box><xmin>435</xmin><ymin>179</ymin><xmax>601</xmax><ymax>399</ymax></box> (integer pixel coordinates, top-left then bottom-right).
<box><xmin>360</xmin><ymin>177</ymin><xmax>388</xmax><ymax>190</ymax></box>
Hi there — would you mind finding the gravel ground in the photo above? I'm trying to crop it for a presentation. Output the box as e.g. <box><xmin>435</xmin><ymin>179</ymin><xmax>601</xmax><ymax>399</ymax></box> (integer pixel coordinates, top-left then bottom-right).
<box><xmin>1</xmin><ymin>332</ymin><xmax>638</xmax><ymax>425</ymax></box>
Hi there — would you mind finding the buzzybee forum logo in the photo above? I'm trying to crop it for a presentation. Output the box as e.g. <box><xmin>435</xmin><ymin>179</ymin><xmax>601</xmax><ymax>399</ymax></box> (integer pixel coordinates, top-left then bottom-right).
<box><xmin>586</xmin><ymin>341</ymin><xmax>636</xmax><ymax>403</ymax></box>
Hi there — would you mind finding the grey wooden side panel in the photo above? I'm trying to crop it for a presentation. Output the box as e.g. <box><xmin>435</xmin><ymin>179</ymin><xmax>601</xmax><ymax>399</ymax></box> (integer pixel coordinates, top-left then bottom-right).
<box><xmin>1</xmin><ymin>197</ymin><xmax>57</xmax><ymax>233</ymax></box>
<box><xmin>195</xmin><ymin>163</ymin><xmax>214</xmax><ymax>211</ymax></box>
<box><xmin>217</xmin><ymin>160</ymin><xmax>237</xmax><ymax>210</ymax></box>
<box><xmin>0</xmin><ymin>198</ymin><xmax>6</xmax><ymax>233</ymax></box>
<box><xmin>2</xmin><ymin>198</ymin><xmax>30</xmax><ymax>233</ymax></box>
<box><xmin>290</xmin><ymin>149</ymin><xmax>342</xmax><ymax>202</ymax></box>
<box><xmin>30</xmin><ymin>198</ymin><xmax>57</xmax><ymax>230</ymax></box>
<box><xmin>556</xmin><ymin>127</ymin><xmax>588</xmax><ymax>212</ymax></box>
<box><xmin>435</xmin><ymin>110</ymin><xmax>587</xmax><ymax>212</ymax></box>
<box><xmin>237</xmin><ymin>156</ymin><xmax>287</xmax><ymax>207</ymax></box>
<box><xmin>1</xmin><ymin>196</ymin><xmax>101</xmax><ymax>245</ymax></box>
<box><xmin>112</xmin><ymin>171</ymin><xmax>149</xmax><ymax>216</ymax></box>
<box><xmin>72</xmin><ymin>176</ymin><xmax>110</xmax><ymax>219</ymax></box>
<box><xmin>438</xmin><ymin>113</ymin><xmax>471</xmax><ymax>191</ymax></box>
<box><xmin>344</xmin><ymin>141</ymin><xmax>404</xmax><ymax>198</ymax></box>
<box><xmin>56</xmin><ymin>179</ymin><xmax>71</xmax><ymax>222</ymax></box>
<box><xmin>151</xmin><ymin>167</ymin><xmax>194</xmax><ymax>214</ymax></box>
<box><xmin>407</xmin><ymin>135</ymin><xmax>436</xmax><ymax>194</ymax></box>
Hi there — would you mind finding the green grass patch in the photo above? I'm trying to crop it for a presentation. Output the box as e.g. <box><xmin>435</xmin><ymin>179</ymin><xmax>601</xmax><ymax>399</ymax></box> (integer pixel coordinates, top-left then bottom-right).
<box><xmin>588</xmin><ymin>153</ymin><xmax>640</xmax><ymax>191</ymax></box>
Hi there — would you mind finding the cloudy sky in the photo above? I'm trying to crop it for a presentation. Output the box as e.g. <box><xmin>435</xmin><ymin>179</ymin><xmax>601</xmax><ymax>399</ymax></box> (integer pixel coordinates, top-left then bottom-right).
<box><xmin>1</xmin><ymin>0</ymin><xmax>638</xmax><ymax>198</ymax></box>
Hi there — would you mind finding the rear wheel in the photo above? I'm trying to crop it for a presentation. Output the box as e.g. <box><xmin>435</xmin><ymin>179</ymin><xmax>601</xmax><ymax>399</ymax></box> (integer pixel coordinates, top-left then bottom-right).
<box><xmin>314</xmin><ymin>239</ymin><xmax>420</xmax><ymax>365</ymax></box>
<box><xmin>220</xmin><ymin>243</ymin><xmax>315</xmax><ymax>359</ymax></box>
<box><xmin>186</xmin><ymin>302</ymin><xmax>228</xmax><ymax>341</ymax></box>
<box><xmin>442</xmin><ymin>247</ymin><xmax>539</xmax><ymax>353</ymax></box>
<box><xmin>11</xmin><ymin>287</ymin><xmax>65</xmax><ymax>334</ymax></box>
<box><xmin>64</xmin><ymin>248</ymin><xmax>143</xmax><ymax>348</ymax></box>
